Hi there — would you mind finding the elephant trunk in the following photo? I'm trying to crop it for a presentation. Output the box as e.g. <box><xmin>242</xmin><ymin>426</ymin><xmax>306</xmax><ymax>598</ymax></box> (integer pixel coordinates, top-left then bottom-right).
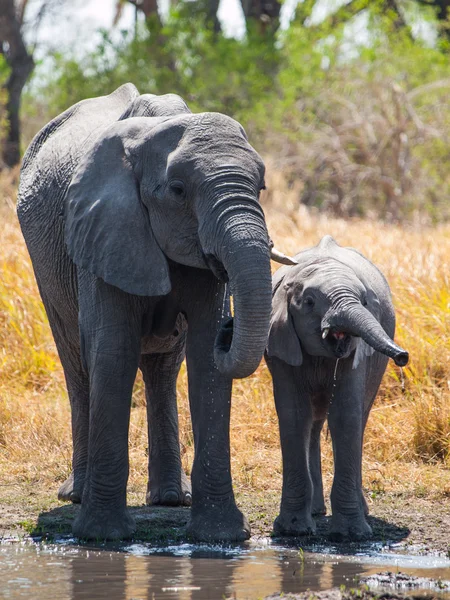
<box><xmin>200</xmin><ymin>189</ymin><xmax>273</xmax><ymax>379</ymax></box>
<box><xmin>322</xmin><ymin>303</ymin><xmax>409</xmax><ymax>367</ymax></box>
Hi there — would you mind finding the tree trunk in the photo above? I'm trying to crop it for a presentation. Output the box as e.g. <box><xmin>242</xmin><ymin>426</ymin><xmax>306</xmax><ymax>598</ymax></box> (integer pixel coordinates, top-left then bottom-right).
<box><xmin>417</xmin><ymin>0</ymin><xmax>450</xmax><ymax>22</ymax></box>
<box><xmin>0</xmin><ymin>0</ymin><xmax>34</xmax><ymax>168</ymax></box>
<box><xmin>435</xmin><ymin>0</ymin><xmax>450</xmax><ymax>20</ymax></box>
<box><xmin>240</xmin><ymin>0</ymin><xmax>281</xmax><ymax>35</ymax></box>
<box><xmin>205</xmin><ymin>0</ymin><xmax>221</xmax><ymax>33</ymax></box>
<box><xmin>417</xmin><ymin>0</ymin><xmax>450</xmax><ymax>39</ymax></box>
<box><xmin>125</xmin><ymin>0</ymin><xmax>161</xmax><ymax>24</ymax></box>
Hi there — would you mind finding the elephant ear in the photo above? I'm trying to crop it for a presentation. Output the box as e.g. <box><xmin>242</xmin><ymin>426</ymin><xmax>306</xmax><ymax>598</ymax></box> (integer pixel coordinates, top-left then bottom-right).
<box><xmin>352</xmin><ymin>288</ymin><xmax>380</xmax><ymax>369</ymax></box>
<box><xmin>65</xmin><ymin>129</ymin><xmax>171</xmax><ymax>297</ymax></box>
<box><xmin>266</xmin><ymin>279</ymin><xmax>303</xmax><ymax>366</ymax></box>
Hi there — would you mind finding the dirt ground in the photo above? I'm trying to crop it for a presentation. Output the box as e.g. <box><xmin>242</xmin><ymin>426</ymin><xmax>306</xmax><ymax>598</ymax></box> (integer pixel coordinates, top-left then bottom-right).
<box><xmin>1</xmin><ymin>483</ymin><xmax>449</xmax><ymax>555</ymax></box>
<box><xmin>263</xmin><ymin>588</ymin><xmax>446</xmax><ymax>600</ymax></box>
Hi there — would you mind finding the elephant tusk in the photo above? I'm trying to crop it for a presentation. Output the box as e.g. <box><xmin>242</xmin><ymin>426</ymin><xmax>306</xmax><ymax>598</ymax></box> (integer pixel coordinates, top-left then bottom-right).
<box><xmin>270</xmin><ymin>247</ymin><xmax>298</xmax><ymax>265</ymax></box>
<box><xmin>322</xmin><ymin>328</ymin><xmax>330</xmax><ymax>339</ymax></box>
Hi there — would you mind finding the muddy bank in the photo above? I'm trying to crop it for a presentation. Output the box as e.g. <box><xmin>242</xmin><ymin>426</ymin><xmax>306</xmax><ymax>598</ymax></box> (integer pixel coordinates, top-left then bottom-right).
<box><xmin>264</xmin><ymin>586</ymin><xmax>446</xmax><ymax>600</ymax></box>
<box><xmin>1</xmin><ymin>486</ymin><xmax>449</xmax><ymax>555</ymax></box>
<box><xmin>2</xmin><ymin>483</ymin><xmax>450</xmax><ymax>600</ymax></box>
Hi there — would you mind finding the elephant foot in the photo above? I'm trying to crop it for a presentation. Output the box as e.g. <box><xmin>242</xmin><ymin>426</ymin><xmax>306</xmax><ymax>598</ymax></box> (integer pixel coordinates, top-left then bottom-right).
<box><xmin>73</xmin><ymin>505</ymin><xmax>136</xmax><ymax>541</ymax></box>
<box><xmin>273</xmin><ymin>510</ymin><xmax>316</xmax><ymax>536</ymax></box>
<box><xmin>58</xmin><ymin>472</ymin><xmax>84</xmax><ymax>504</ymax></box>
<box><xmin>146</xmin><ymin>470</ymin><xmax>192</xmax><ymax>507</ymax></box>
<box><xmin>187</xmin><ymin>501</ymin><xmax>250</xmax><ymax>542</ymax></box>
<box><xmin>329</xmin><ymin>512</ymin><xmax>372</xmax><ymax>542</ymax></box>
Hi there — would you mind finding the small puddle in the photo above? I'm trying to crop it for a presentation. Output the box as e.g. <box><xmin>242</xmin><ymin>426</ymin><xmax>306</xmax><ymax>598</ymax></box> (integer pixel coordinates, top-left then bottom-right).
<box><xmin>1</xmin><ymin>537</ymin><xmax>450</xmax><ymax>599</ymax></box>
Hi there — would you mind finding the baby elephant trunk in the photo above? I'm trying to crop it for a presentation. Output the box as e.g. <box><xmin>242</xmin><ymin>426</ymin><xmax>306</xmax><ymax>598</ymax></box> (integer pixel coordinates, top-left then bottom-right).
<box><xmin>322</xmin><ymin>304</ymin><xmax>409</xmax><ymax>367</ymax></box>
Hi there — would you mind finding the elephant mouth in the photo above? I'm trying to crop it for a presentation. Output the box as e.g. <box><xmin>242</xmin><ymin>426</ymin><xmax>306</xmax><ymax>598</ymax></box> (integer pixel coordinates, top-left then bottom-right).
<box><xmin>202</xmin><ymin>252</ymin><xmax>229</xmax><ymax>283</ymax></box>
<box><xmin>322</xmin><ymin>329</ymin><xmax>354</xmax><ymax>358</ymax></box>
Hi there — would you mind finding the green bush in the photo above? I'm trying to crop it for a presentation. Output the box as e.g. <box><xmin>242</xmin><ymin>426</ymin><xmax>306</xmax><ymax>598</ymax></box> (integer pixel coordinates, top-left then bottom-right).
<box><xmin>270</xmin><ymin>15</ymin><xmax>450</xmax><ymax>222</ymax></box>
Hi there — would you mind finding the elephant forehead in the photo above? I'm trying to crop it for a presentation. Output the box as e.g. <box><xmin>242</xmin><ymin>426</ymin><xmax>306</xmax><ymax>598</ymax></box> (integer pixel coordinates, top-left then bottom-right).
<box><xmin>170</xmin><ymin>113</ymin><xmax>265</xmax><ymax>178</ymax></box>
<box><xmin>291</xmin><ymin>259</ymin><xmax>365</xmax><ymax>294</ymax></box>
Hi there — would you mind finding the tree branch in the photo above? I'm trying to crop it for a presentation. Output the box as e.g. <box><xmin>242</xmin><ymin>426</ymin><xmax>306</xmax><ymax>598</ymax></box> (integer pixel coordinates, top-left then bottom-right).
<box><xmin>0</xmin><ymin>0</ymin><xmax>35</xmax><ymax>167</ymax></box>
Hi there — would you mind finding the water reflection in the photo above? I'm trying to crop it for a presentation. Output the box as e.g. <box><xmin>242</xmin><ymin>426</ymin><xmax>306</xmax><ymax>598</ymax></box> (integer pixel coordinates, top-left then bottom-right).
<box><xmin>66</xmin><ymin>548</ymin><xmax>367</xmax><ymax>600</ymax></box>
<box><xmin>1</xmin><ymin>542</ymin><xmax>450</xmax><ymax>600</ymax></box>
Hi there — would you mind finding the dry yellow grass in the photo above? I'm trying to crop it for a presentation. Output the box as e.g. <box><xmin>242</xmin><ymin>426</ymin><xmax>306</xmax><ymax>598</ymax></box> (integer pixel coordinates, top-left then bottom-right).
<box><xmin>0</xmin><ymin>167</ymin><xmax>449</xmax><ymax>511</ymax></box>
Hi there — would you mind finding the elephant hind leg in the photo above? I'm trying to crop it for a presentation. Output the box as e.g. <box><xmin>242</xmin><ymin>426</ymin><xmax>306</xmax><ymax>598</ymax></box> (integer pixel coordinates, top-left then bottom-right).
<box><xmin>57</xmin><ymin>363</ymin><xmax>89</xmax><ymax>504</ymax></box>
<box><xmin>140</xmin><ymin>344</ymin><xmax>192</xmax><ymax>508</ymax></box>
<box><xmin>41</xmin><ymin>297</ymin><xmax>89</xmax><ymax>504</ymax></box>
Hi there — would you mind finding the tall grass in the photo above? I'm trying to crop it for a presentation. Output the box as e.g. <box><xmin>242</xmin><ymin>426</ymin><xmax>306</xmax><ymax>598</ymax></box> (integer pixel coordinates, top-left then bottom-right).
<box><xmin>0</xmin><ymin>168</ymin><xmax>449</xmax><ymax>503</ymax></box>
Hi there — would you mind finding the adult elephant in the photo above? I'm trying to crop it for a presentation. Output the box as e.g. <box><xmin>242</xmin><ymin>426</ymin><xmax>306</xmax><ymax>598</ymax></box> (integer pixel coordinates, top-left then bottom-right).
<box><xmin>18</xmin><ymin>83</ymin><xmax>291</xmax><ymax>541</ymax></box>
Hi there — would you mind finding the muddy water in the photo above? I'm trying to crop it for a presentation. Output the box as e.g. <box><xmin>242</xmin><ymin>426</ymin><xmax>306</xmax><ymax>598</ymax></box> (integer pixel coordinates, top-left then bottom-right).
<box><xmin>1</xmin><ymin>539</ymin><xmax>450</xmax><ymax>600</ymax></box>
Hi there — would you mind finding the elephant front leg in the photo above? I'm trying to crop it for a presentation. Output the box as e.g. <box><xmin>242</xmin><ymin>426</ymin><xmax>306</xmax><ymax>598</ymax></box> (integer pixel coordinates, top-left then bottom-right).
<box><xmin>140</xmin><ymin>348</ymin><xmax>192</xmax><ymax>507</ymax></box>
<box><xmin>184</xmin><ymin>279</ymin><xmax>249</xmax><ymax>543</ymax></box>
<box><xmin>72</xmin><ymin>273</ymin><xmax>142</xmax><ymax>540</ymax></box>
<box><xmin>269</xmin><ymin>358</ymin><xmax>316</xmax><ymax>536</ymax></box>
<box><xmin>327</xmin><ymin>377</ymin><xmax>372</xmax><ymax>541</ymax></box>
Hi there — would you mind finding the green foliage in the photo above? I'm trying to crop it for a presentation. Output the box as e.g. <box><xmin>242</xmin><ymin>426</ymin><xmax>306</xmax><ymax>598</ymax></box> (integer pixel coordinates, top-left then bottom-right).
<box><xmin>25</xmin><ymin>2</ymin><xmax>450</xmax><ymax>222</ymax></box>
<box><xmin>0</xmin><ymin>54</ymin><xmax>10</xmax><ymax>154</ymax></box>
<box><xmin>36</xmin><ymin>6</ymin><xmax>280</xmax><ymax>127</ymax></box>
<box><xmin>270</xmin><ymin>10</ymin><xmax>450</xmax><ymax>221</ymax></box>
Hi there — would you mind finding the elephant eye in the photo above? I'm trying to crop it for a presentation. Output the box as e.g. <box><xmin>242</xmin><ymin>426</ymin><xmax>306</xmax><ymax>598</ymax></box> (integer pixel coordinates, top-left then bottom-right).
<box><xmin>304</xmin><ymin>296</ymin><xmax>315</xmax><ymax>307</ymax></box>
<box><xmin>170</xmin><ymin>181</ymin><xmax>185</xmax><ymax>197</ymax></box>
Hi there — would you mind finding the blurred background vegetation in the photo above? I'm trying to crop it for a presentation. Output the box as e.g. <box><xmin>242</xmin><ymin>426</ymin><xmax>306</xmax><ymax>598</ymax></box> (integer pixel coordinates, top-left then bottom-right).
<box><xmin>1</xmin><ymin>0</ymin><xmax>450</xmax><ymax>222</ymax></box>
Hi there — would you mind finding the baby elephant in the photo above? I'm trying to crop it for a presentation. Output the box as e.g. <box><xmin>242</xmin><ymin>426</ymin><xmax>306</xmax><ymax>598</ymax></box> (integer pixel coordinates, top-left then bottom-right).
<box><xmin>265</xmin><ymin>235</ymin><xmax>408</xmax><ymax>541</ymax></box>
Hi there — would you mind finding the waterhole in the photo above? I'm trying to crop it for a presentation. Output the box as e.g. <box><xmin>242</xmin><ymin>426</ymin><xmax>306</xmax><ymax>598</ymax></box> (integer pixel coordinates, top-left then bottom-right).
<box><xmin>1</xmin><ymin>538</ymin><xmax>450</xmax><ymax>599</ymax></box>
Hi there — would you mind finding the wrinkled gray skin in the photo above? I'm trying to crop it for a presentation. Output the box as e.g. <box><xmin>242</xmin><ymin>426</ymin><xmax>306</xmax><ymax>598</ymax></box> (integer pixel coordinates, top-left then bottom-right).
<box><xmin>18</xmin><ymin>84</ymin><xmax>273</xmax><ymax>541</ymax></box>
<box><xmin>265</xmin><ymin>236</ymin><xmax>408</xmax><ymax>541</ymax></box>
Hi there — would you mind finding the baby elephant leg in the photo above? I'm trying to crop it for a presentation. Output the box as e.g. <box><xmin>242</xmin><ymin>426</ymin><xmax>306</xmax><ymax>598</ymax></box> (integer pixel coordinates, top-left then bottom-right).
<box><xmin>269</xmin><ymin>358</ymin><xmax>316</xmax><ymax>536</ymax></box>
<box><xmin>327</xmin><ymin>376</ymin><xmax>372</xmax><ymax>541</ymax></box>
<box><xmin>309</xmin><ymin>418</ymin><xmax>327</xmax><ymax>516</ymax></box>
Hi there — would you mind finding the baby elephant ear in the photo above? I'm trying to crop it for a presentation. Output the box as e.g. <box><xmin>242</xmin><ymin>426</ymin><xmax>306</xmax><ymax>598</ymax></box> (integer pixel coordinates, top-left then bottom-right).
<box><xmin>266</xmin><ymin>281</ymin><xmax>303</xmax><ymax>366</ymax></box>
<box><xmin>65</xmin><ymin>129</ymin><xmax>171</xmax><ymax>297</ymax></box>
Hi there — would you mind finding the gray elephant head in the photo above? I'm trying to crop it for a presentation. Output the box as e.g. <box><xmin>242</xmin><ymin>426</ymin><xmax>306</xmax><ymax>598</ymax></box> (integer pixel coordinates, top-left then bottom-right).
<box><xmin>64</xmin><ymin>110</ymin><xmax>291</xmax><ymax>378</ymax></box>
<box><xmin>267</xmin><ymin>251</ymin><xmax>409</xmax><ymax>369</ymax></box>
